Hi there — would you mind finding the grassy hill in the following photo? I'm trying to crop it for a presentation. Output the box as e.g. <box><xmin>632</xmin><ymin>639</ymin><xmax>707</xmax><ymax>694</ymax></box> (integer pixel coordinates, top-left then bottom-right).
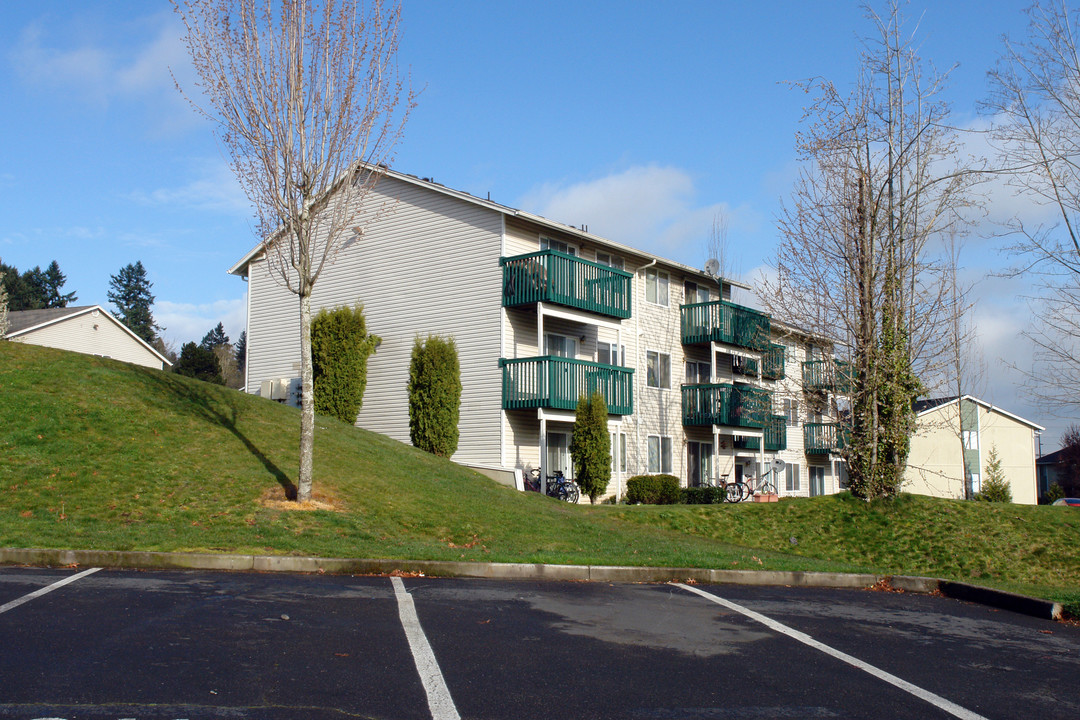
<box><xmin>2</xmin><ymin>341</ymin><xmax>1078</xmax><ymax>611</ymax></box>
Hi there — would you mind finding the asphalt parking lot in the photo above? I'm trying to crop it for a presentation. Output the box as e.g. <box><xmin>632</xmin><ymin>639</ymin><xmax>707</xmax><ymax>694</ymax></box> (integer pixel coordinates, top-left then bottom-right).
<box><xmin>0</xmin><ymin>567</ymin><xmax>1077</xmax><ymax>720</ymax></box>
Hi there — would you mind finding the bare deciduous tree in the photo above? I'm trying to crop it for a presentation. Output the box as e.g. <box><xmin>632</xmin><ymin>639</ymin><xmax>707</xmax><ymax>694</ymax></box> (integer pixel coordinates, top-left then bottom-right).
<box><xmin>759</xmin><ymin>1</ymin><xmax>979</xmax><ymax>499</ymax></box>
<box><xmin>986</xmin><ymin>0</ymin><xmax>1080</xmax><ymax>417</ymax></box>
<box><xmin>174</xmin><ymin>0</ymin><xmax>414</xmax><ymax>502</ymax></box>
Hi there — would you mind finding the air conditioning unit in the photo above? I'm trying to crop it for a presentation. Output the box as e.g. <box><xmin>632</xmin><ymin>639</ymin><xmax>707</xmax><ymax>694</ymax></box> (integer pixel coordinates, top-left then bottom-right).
<box><xmin>260</xmin><ymin>378</ymin><xmax>294</xmax><ymax>402</ymax></box>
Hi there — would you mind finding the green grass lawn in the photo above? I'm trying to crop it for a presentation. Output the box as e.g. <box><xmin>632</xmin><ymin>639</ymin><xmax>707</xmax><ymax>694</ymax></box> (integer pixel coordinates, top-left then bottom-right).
<box><xmin>2</xmin><ymin>341</ymin><xmax>1078</xmax><ymax>614</ymax></box>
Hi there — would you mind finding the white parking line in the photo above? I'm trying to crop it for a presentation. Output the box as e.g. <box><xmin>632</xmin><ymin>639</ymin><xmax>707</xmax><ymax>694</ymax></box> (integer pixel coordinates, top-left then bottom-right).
<box><xmin>391</xmin><ymin>576</ymin><xmax>461</xmax><ymax>720</ymax></box>
<box><xmin>673</xmin><ymin>582</ymin><xmax>989</xmax><ymax>720</ymax></box>
<box><xmin>0</xmin><ymin>567</ymin><xmax>102</xmax><ymax>616</ymax></box>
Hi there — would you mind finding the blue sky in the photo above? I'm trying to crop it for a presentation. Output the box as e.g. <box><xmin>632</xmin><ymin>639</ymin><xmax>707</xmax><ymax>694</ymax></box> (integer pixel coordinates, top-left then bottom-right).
<box><xmin>1</xmin><ymin>1</ymin><xmax>1069</xmax><ymax>449</ymax></box>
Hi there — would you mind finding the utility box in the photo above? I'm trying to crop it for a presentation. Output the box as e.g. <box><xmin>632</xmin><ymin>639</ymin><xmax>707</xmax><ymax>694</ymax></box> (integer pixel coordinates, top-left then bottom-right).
<box><xmin>259</xmin><ymin>378</ymin><xmax>294</xmax><ymax>402</ymax></box>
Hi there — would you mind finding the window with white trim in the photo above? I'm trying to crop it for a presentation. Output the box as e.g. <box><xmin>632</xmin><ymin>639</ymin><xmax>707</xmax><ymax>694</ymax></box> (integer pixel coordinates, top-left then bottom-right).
<box><xmin>596</xmin><ymin>252</ymin><xmax>624</xmax><ymax>270</ymax></box>
<box><xmin>541</xmin><ymin>237</ymin><xmax>576</xmax><ymax>255</ymax></box>
<box><xmin>648</xmin><ymin>435</ymin><xmax>673</xmax><ymax>474</ymax></box>
<box><xmin>685</xmin><ymin>361</ymin><xmax>711</xmax><ymax>384</ymax></box>
<box><xmin>597</xmin><ymin>343</ymin><xmax>625</xmax><ymax>367</ymax></box>
<box><xmin>545</xmin><ymin>333</ymin><xmax>576</xmax><ymax>359</ymax></box>
<box><xmin>684</xmin><ymin>280</ymin><xmax>710</xmax><ymax>304</ymax></box>
<box><xmin>646</xmin><ymin>268</ymin><xmax>669</xmax><ymax>306</ymax></box>
<box><xmin>786</xmin><ymin>463</ymin><xmax>801</xmax><ymax>492</ymax></box>
<box><xmin>783</xmin><ymin>397</ymin><xmax>800</xmax><ymax>426</ymax></box>
<box><xmin>611</xmin><ymin>432</ymin><xmax>627</xmax><ymax>474</ymax></box>
<box><xmin>963</xmin><ymin>430</ymin><xmax>979</xmax><ymax>450</ymax></box>
<box><xmin>647</xmin><ymin>351</ymin><xmax>671</xmax><ymax>388</ymax></box>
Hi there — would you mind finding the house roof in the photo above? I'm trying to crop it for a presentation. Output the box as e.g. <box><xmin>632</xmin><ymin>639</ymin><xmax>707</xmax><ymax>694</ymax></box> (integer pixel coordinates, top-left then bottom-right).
<box><xmin>1037</xmin><ymin>447</ymin><xmax>1068</xmax><ymax>465</ymax></box>
<box><xmin>226</xmin><ymin>165</ymin><xmax>753</xmax><ymax>292</ymax></box>
<box><xmin>5</xmin><ymin>304</ymin><xmax>173</xmax><ymax>367</ymax></box>
<box><xmin>913</xmin><ymin>395</ymin><xmax>1044</xmax><ymax>432</ymax></box>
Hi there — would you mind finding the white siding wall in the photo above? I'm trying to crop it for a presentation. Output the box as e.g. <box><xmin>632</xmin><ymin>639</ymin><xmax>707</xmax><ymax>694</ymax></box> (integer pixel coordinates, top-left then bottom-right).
<box><xmin>16</xmin><ymin>310</ymin><xmax>164</xmax><ymax>369</ymax></box>
<box><xmin>245</xmin><ymin>175</ymin><xmax>504</xmax><ymax>466</ymax></box>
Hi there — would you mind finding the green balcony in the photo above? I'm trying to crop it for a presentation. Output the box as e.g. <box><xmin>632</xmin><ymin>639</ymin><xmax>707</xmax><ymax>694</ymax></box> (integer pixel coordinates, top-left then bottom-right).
<box><xmin>681</xmin><ymin>300</ymin><xmax>772</xmax><ymax>351</ymax></box>
<box><xmin>681</xmin><ymin>383</ymin><xmax>772</xmax><ymax>429</ymax></box>
<box><xmin>802</xmin><ymin>359</ymin><xmax>854</xmax><ymax>393</ymax></box>
<box><xmin>804</xmin><ymin>422</ymin><xmax>846</xmax><ymax>455</ymax></box>
<box><xmin>732</xmin><ymin>343</ymin><xmax>787</xmax><ymax>381</ymax></box>
<box><xmin>501</xmin><ymin>250</ymin><xmax>632</xmax><ymax>319</ymax></box>
<box><xmin>733</xmin><ymin>414</ymin><xmax>788</xmax><ymax>452</ymax></box>
<box><xmin>500</xmin><ymin>356</ymin><xmax>634</xmax><ymax>415</ymax></box>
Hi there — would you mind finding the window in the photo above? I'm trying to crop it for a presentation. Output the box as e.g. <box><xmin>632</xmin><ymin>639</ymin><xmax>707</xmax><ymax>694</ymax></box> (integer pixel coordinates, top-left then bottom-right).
<box><xmin>611</xmin><ymin>432</ymin><xmax>627</xmax><ymax>473</ymax></box>
<box><xmin>597</xmin><ymin>343</ymin><xmax>625</xmax><ymax>367</ymax></box>
<box><xmin>963</xmin><ymin>430</ymin><xmax>979</xmax><ymax>450</ymax></box>
<box><xmin>970</xmin><ymin>472</ymin><xmax>982</xmax><ymax>495</ymax></box>
<box><xmin>685</xmin><ymin>361</ymin><xmax>711</xmax><ymax>384</ymax></box>
<box><xmin>684</xmin><ymin>281</ymin><xmax>710</xmax><ymax>304</ymax></box>
<box><xmin>809</xmin><ymin>466</ymin><xmax>825</xmax><ymax>497</ymax></box>
<box><xmin>786</xmin><ymin>463</ymin><xmax>801</xmax><ymax>492</ymax></box>
<box><xmin>541</xmin><ymin>237</ymin><xmax>576</xmax><ymax>255</ymax></box>
<box><xmin>809</xmin><ymin>408</ymin><xmax>823</xmax><ymax>424</ymax></box>
<box><xmin>596</xmin><ymin>252</ymin><xmax>624</xmax><ymax>270</ymax></box>
<box><xmin>648</xmin><ymin>435</ymin><xmax>673</xmax><ymax>474</ymax></box>
<box><xmin>646</xmin><ymin>268</ymin><xmax>669</xmax><ymax>306</ymax></box>
<box><xmin>545</xmin><ymin>333</ymin><xmax>576</xmax><ymax>359</ymax></box>
<box><xmin>647</xmin><ymin>351</ymin><xmax>671</xmax><ymax>388</ymax></box>
<box><xmin>783</xmin><ymin>398</ymin><xmax>800</xmax><ymax>426</ymax></box>
<box><xmin>687</xmin><ymin>441</ymin><xmax>713</xmax><ymax>487</ymax></box>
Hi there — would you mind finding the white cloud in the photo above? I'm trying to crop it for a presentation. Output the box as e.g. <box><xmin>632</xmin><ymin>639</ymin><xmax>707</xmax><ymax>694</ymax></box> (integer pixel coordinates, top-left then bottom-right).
<box><xmin>9</xmin><ymin>14</ymin><xmax>202</xmax><ymax>134</ymax></box>
<box><xmin>126</xmin><ymin>159</ymin><xmax>251</xmax><ymax>216</ymax></box>
<box><xmin>157</xmin><ymin>295</ymin><xmax>247</xmax><ymax>348</ymax></box>
<box><xmin>516</xmin><ymin>165</ymin><xmax>758</xmax><ymax>266</ymax></box>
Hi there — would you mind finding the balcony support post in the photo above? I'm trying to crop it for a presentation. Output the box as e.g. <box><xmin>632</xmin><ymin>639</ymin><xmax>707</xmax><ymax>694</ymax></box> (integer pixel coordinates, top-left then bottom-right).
<box><xmin>539</xmin><ymin>414</ymin><xmax>547</xmax><ymax>496</ymax></box>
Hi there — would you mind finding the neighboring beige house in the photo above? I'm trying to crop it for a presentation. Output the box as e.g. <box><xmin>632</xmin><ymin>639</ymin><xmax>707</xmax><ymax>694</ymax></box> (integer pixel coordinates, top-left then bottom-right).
<box><xmin>905</xmin><ymin>396</ymin><xmax>1043</xmax><ymax>505</ymax></box>
<box><xmin>230</xmin><ymin>168</ymin><xmax>846</xmax><ymax>499</ymax></box>
<box><xmin>4</xmin><ymin>305</ymin><xmax>171</xmax><ymax>371</ymax></box>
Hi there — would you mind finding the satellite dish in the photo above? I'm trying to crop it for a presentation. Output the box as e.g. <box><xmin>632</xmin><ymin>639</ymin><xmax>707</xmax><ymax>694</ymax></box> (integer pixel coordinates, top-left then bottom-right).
<box><xmin>704</xmin><ymin>258</ymin><xmax>720</xmax><ymax>277</ymax></box>
<box><xmin>772</xmin><ymin>458</ymin><xmax>786</xmax><ymax>473</ymax></box>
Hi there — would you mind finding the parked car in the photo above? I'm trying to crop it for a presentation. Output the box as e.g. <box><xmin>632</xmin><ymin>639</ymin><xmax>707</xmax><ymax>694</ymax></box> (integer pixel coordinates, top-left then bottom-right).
<box><xmin>1051</xmin><ymin>497</ymin><xmax>1080</xmax><ymax>507</ymax></box>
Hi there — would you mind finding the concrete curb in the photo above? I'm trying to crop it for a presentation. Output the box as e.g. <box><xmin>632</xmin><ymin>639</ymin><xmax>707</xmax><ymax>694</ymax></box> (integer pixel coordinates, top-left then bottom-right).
<box><xmin>0</xmin><ymin>547</ymin><xmax>1063</xmax><ymax>621</ymax></box>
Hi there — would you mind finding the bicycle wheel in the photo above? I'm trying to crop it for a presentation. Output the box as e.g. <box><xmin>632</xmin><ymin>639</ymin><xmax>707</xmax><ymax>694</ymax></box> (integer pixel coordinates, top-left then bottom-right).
<box><xmin>565</xmin><ymin>481</ymin><xmax>580</xmax><ymax>503</ymax></box>
<box><xmin>724</xmin><ymin>482</ymin><xmax>743</xmax><ymax>503</ymax></box>
<box><xmin>760</xmin><ymin>481</ymin><xmax>778</xmax><ymax>496</ymax></box>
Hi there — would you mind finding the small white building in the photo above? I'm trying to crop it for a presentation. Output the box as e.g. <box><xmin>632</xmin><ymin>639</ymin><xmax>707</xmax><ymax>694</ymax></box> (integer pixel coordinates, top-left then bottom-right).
<box><xmin>4</xmin><ymin>305</ymin><xmax>171</xmax><ymax>371</ymax></box>
<box><xmin>905</xmin><ymin>396</ymin><xmax>1043</xmax><ymax>505</ymax></box>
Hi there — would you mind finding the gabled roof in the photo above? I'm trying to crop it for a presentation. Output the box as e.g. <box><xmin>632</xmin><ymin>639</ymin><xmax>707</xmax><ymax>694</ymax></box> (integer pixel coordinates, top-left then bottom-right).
<box><xmin>226</xmin><ymin>165</ymin><xmax>753</xmax><ymax>292</ymax></box>
<box><xmin>913</xmin><ymin>394</ymin><xmax>1044</xmax><ymax>432</ymax></box>
<box><xmin>5</xmin><ymin>304</ymin><xmax>173</xmax><ymax>367</ymax></box>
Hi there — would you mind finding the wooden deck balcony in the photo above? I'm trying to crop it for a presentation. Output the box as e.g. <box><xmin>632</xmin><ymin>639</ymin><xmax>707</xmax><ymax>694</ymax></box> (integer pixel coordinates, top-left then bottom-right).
<box><xmin>731</xmin><ymin>343</ymin><xmax>787</xmax><ymax>381</ymax></box>
<box><xmin>500</xmin><ymin>356</ymin><xmax>634</xmax><ymax>415</ymax></box>
<box><xmin>681</xmin><ymin>383</ymin><xmax>772</xmax><ymax>429</ymax></box>
<box><xmin>733</xmin><ymin>414</ymin><xmax>788</xmax><ymax>452</ymax></box>
<box><xmin>501</xmin><ymin>250</ymin><xmax>632</xmax><ymax>319</ymax></box>
<box><xmin>804</xmin><ymin>422</ymin><xmax>846</xmax><ymax>454</ymax></box>
<box><xmin>801</xmin><ymin>359</ymin><xmax>854</xmax><ymax>393</ymax></box>
<box><xmin>680</xmin><ymin>300</ymin><xmax>772</xmax><ymax>351</ymax></box>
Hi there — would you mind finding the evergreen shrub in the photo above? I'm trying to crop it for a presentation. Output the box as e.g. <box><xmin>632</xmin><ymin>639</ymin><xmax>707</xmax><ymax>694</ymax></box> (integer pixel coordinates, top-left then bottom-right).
<box><xmin>311</xmin><ymin>304</ymin><xmax>379</xmax><ymax>424</ymax></box>
<box><xmin>409</xmin><ymin>335</ymin><xmax>461</xmax><ymax>457</ymax></box>
<box><xmin>626</xmin><ymin>474</ymin><xmax>680</xmax><ymax>504</ymax></box>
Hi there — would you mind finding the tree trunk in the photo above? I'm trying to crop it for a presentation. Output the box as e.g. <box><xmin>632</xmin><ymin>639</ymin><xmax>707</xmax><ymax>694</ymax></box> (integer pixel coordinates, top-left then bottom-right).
<box><xmin>298</xmin><ymin>290</ymin><xmax>315</xmax><ymax>502</ymax></box>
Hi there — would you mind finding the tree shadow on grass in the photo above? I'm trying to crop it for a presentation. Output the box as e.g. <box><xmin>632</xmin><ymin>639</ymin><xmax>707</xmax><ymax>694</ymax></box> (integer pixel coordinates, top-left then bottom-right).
<box><xmin>131</xmin><ymin>367</ymin><xmax>298</xmax><ymax>500</ymax></box>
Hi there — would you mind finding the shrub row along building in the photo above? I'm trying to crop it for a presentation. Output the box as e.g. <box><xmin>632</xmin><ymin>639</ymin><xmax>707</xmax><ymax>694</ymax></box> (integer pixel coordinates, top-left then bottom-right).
<box><xmin>229</xmin><ymin>168</ymin><xmax>1039</xmax><ymax>503</ymax></box>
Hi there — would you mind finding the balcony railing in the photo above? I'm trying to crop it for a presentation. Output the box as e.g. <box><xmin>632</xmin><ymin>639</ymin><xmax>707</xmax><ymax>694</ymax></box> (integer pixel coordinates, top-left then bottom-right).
<box><xmin>680</xmin><ymin>300</ymin><xmax>771</xmax><ymax>351</ymax></box>
<box><xmin>501</xmin><ymin>250</ymin><xmax>632</xmax><ymax>319</ymax></box>
<box><xmin>804</xmin><ymin>422</ymin><xmax>846</xmax><ymax>454</ymax></box>
<box><xmin>732</xmin><ymin>343</ymin><xmax>787</xmax><ymax>381</ymax></box>
<box><xmin>733</xmin><ymin>414</ymin><xmax>788</xmax><ymax>452</ymax></box>
<box><xmin>681</xmin><ymin>383</ymin><xmax>772</xmax><ymax>429</ymax></box>
<box><xmin>802</xmin><ymin>359</ymin><xmax>854</xmax><ymax>393</ymax></box>
<box><xmin>500</xmin><ymin>356</ymin><xmax>634</xmax><ymax>415</ymax></box>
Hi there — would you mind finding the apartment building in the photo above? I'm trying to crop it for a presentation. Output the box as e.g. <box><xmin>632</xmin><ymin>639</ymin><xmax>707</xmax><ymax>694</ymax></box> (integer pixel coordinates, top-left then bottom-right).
<box><xmin>229</xmin><ymin>168</ymin><xmax>846</xmax><ymax>500</ymax></box>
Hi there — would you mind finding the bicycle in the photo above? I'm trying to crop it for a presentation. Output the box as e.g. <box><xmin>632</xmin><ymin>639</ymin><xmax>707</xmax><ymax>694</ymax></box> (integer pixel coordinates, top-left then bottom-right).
<box><xmin>526</xmin><ymin>468</ymin><xmax>580</xmax><ymax>503</ymax></box>
<box><xmin>723</xmin><ymin>470</ymin><xmax>778</xmax><ymax>503</ymax></box>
